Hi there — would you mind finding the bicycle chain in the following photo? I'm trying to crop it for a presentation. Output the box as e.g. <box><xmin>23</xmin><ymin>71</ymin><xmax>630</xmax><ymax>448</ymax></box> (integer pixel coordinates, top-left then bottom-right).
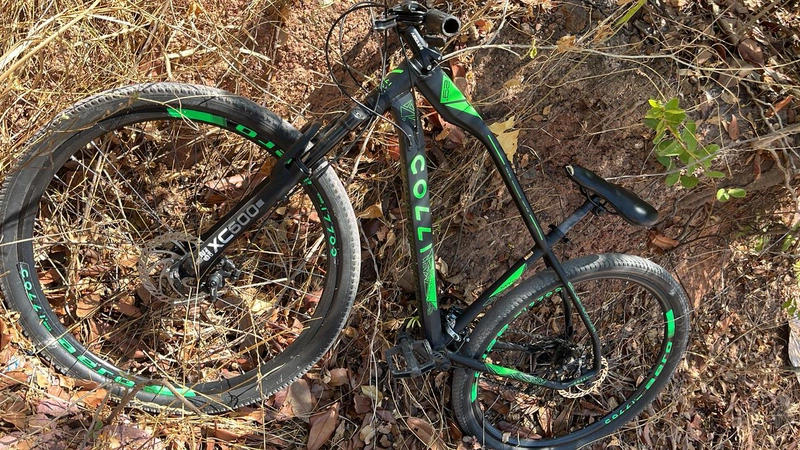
<box><xmin>476</xmin><ymin>355</ymin><xmax>609</xmax><ymax>400</ymax></box>
<box><xmin>484</xmin><ymin>330</ymin><xmax>610</xmax><ymax>399</ymax></box>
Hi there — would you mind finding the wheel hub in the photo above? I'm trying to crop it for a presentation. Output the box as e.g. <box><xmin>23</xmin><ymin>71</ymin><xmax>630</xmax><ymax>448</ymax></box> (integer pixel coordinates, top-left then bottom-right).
<box><xmin>138</xmin><ymin>233</ymin><xmax>203</xmax><ymax>304</ymax></box>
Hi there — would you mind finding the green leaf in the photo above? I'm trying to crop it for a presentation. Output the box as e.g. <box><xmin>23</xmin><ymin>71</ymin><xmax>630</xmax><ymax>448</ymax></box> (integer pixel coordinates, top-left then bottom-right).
<box><xmin>643</xmin><ymin>118</ymin><xmax>659</xmax><ymax>129</ymax></box>
<box><xmin>614</xmin><ymin>0</ymin><xmax>647</xmax><ymax>28</ymax></box>
<box><xmin>666</xmin><ymin>172</ymin><xmax>680</xmax><ymax>186</ymax></box>
<box><xmin>665</xmin><ymin>98</ymin><xmax>680</xmax><ymax>111</ymax></box>
<box><xmin>661</xmin><ymin>141</ymin><xmax>683</xmax><ymax>157</ymax></box>
<box><xmin>665</xmin><ymin>111</ymin><xmax>687</xmax><ymax>123</ymax></box>
<box><xmin>782</xmin><ymin>233</ymin><xmax>798</xmax><ymax>252</ymax></box>
<box><xmin>656</xmin><ymin>155</ymin><xmax>673</xmax><ymax>169</ymax></box>
<box><xmin>729</xmin><ymin>188</ymin><xmax>746</xmax><ymax>198</ymax></box>
<box><xmin>681</xmin><ymin>128</ymin><xmax>698</xmax><ymax>152</ymax></box>
<box><xmin>716</xmin><ymin>189</ymin><xmax>730</xmax><ymax>202</ymax></box>
<box><xmin>679</xmin><ymin>151</ymin><xmax>691</xmax><ymax>164</ymax></box>
<box><xmin>783</xmin><ymin>299</ymin><xmax>794</xmax><ymax>309</ymax></box>
<box><xmin>706</xmin><ymin>170</ymin><xmax>726</xmax><ymax>178</ymax></box>
<box><xmin>648</xmin><ymin>99</ymin><xmax>661</xmax><ymax>108</ymax></box>
<box><xmin>685</xmin><ymin>120</ymin><xmax>697</xmax><ymax>134</ymax></box>
<box><xmin>680</xmin><ymin>175</ymin><xmax>699</xmax><ymax>188</ymax></box>
<box><xmin>704</xmin><ymin>144</ymin><xmax>720</xmax><ymax>155</ymax></box>
<box><xmin>654</xmin><ymin>128</ymin><xmax>667</xmax><ymax>144</ymax></box>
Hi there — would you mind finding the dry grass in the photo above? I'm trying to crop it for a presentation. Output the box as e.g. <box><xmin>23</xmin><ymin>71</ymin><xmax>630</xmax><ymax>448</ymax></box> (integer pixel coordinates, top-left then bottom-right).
<box><xmin>1</xmin><ymin>0</ymin><xmax>800</xmax><ymax>449</ymax></box>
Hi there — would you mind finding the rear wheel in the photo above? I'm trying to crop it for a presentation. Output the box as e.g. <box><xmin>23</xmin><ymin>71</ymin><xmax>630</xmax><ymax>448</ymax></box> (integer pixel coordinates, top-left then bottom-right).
<box><xmin>0</xmin><ymin>83</ymin><xmax>360</xmax><ymax>412</ymax></box>
<box><xmin>452</xmin><ymin>254</ymin><xmax>689</xmax><ymax>449</ymax></box>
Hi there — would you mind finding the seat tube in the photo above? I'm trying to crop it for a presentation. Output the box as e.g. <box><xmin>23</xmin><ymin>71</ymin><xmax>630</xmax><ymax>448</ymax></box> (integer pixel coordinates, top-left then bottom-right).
<box><xmin>390</xmin><ymin>90</ymin><xmax>444</xmax><ymax>349</ymax></box>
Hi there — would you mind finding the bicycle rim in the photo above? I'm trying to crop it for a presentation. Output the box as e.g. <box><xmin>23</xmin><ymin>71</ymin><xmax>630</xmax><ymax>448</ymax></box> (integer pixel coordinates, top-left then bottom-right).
<box><xmin>18</xmin><ymin>112</ymin><xmax>341</xmax><ymax>408</ymax></box>
<box><xmin>467</xmin><ymin>266</ymin><xmax>679</xmax><ymax>447</ymax></box>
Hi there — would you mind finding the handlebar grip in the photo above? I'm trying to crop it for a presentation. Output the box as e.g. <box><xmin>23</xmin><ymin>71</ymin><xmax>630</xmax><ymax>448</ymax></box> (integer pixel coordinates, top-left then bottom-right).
<box><xmin>425</xmin><ymin>9</ymin><xmax>461</xmax><ymax>37</ymax></box>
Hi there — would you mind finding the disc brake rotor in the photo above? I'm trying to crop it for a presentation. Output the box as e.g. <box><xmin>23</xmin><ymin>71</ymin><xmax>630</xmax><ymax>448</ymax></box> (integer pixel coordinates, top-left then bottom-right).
<box><xmin>138</xmin><ymin>232</ymin><xmax>204</xmax><ymax>304</ymax></box>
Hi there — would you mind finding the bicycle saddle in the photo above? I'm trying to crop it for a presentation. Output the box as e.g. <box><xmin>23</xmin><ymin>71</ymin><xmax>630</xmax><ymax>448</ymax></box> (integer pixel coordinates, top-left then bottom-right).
<box><xmin>565</xmin><ymin>165</ymin><xmax>659</xmax><ymax>227</ymax></box>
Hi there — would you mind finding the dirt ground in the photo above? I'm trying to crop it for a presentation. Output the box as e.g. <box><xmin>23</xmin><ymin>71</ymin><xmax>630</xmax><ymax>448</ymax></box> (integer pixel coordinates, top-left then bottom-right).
<box><xmin>1</xmin><ymin>0</ymin><xmax>799</xmax><ymax>449</ymax></box>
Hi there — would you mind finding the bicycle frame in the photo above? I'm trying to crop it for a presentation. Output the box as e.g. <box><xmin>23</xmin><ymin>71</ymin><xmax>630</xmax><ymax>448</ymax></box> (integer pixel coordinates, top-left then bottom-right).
<box><xmin>183</xmin><ymin>25</ymin><xmax>606</xmax><ymax>388</ymax></box>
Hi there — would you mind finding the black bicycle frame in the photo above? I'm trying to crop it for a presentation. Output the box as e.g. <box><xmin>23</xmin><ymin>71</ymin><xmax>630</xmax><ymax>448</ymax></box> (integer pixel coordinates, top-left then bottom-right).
<box><xmin>182</xmin><ymin>25</ymin><xmax>605</xmax><ymax>389</ymax></box>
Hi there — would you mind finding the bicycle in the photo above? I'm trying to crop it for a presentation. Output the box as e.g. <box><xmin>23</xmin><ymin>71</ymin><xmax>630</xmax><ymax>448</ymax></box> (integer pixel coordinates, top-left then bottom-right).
<box><xmin>0</xmin><ymin>2</ymin><xmax>689</xmax><ymax>449</ymax></box>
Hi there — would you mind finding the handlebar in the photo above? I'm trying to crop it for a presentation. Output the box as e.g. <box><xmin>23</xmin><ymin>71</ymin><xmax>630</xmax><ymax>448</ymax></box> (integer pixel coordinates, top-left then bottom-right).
<box><xmin>372</xmin><ymin>2</ymin><xmax>461</xmax><ymax>37</ymax></box>
<box><xmin>425</xmin><ymin>9</ymin><xmax>461</xmax><ymax>37</ymax></box>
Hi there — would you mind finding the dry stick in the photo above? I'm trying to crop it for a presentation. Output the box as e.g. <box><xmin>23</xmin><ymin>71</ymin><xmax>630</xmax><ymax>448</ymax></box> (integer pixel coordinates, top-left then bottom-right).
<box><xmin>483</xmin><ymin>0</ymin><xmax>510</xmax><ymax>47</ymax></box>
<box><xmin>0</xmin><ymin>0</ymin><xmax>102</xmax><ymax>85</ymax></box>
<box><xmin>346</xmin><ymin>120</ymin><xmax>377</xmax><ymax>186</ymax></box>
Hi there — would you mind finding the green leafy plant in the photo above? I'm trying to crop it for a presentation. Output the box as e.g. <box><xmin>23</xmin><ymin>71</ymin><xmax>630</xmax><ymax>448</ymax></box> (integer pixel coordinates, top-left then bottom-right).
<box><xmin>644</xmin><ymin>98</ymin><xmax>724</xmax><ymax>189</ymax></box>
<box><xmin>716</xmin><ymin>187</ymin><xmax>747</xmax><ymax>202</ymax></box>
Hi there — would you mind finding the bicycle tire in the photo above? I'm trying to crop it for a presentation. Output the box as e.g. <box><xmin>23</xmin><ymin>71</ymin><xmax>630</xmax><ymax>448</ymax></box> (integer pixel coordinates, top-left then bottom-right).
<box><xmin>452</xmin><ymin>253</ymin><xmax>689</xmax><ymax>449</ymax></box>
<box><xmin>0</xmin><ymin>82</ymin><xmax>360</xmax><ymax>413</ymax></box>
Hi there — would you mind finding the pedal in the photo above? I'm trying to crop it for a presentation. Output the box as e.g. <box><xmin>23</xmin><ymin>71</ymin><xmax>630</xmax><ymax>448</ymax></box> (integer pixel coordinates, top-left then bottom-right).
<box><xmin>386</xmin><ymin>334</ymin><xmax>435</xmax><ymax>378</ymax></box>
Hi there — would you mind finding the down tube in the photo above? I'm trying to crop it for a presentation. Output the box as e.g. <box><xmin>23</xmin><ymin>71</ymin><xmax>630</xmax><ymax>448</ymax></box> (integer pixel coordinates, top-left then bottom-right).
<box><xmin>390</xmin><ymin>91</ymin><xmax>444</xmax><ymax>349</ymax></box>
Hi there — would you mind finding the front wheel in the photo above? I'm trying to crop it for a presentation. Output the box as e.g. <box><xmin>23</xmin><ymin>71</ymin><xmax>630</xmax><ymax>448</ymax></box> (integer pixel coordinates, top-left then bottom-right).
<box><xmin>452</xmin><ymin>254</ymin><xmax>690</xmax><ymax>449</ymax></box>
<box><xmin>0</xmin><ymin>83</ymin><xmax>361</xmax><ymax>413</ymax></box>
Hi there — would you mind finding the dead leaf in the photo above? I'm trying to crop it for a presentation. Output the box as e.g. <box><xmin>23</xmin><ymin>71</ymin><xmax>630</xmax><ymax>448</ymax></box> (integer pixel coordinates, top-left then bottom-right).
<box><xmin>353</xmin><ymin>394</ymin><xmax>372</xmax><ymax>414</ymax></box>
<box><xmin>474</xmin><ymin>19</ymin><xmax>493</xmax><ymax>35</ymax></box>
<box><xmin>359</xmin><ymin>423</ymin><xmax>376</xmax><ymax>445</ymax></box>
<box><xmin>488</xmin><ymin>117</ymin><xmax>520</xmax><ymax>161</ymax></box>
<box><xmin>728</xmin><ymin>115</ymin><xmax>739</xmax><ymax>140</ymax></box>
<box><xmin>538</xmin><ymin>406</ymin><xmax>552</xmax><ymax>435</ymax></box>
<box><xmin>360</xmin><ymin>385</ymin><xmax>384</xmax><ymax>403</ymax></box>
<box><xmin>556</xmin><ymin>35</ymin><xmax>577</xmax><ymax>53</ymax></box>
<box><xmin>307</xmin><ymin>403</ymin><xmax>339</xmax><ymax>450</ymax></box>
<box><xmin>213</xmin><ymin>427</ymin><xmax>244</xmax><ymax>441</ymax></box>
<box><xmin>449</xmin><ymin>59</ymin><xmax>466</xmax><ymax>78</ymax></box>
<box><xmin>37</xmin><ymin>397</ymin><xmax>77</xmax><ymax>417</ymax></box>
<box><xmin>436</xmin><ymin>121</ymin><xmax>466</xmax><ymax>148</ymax></box>
<box><xmin>357</xmin><ymin>202</ymin><xmax>383</xmax><ymax>219</ymax></box>
<box><xmin>288</xmin><ymin>379</ymin><xmax>315</xmax><ymax>419</ymax></box>
<box><xmin>407</xmin><ymin>417</ymin><xmax>438</xmax><ymax>448</ymax></box>
<box><xmin>0</xmin><ymin>319</ymin><xmax>11</xmax><ymax>351</ymax></box>
<box><xmin>766</xmin><ymin>95</ymin><xmax>794</xmax><ymax>118</ymax></box>
<box><xmin>738</xmin><ymin>39</ymin><xmax>765</xmax><ymax>65</ymax></box>
<box><xmin>37</xmin><ymin>268</ymin><xmax>61</xmax><ymax>285</ymax></box>
<box><xmin>0</xmin><ymin>395</ymin><xmax>28</xmax><ymax>429</ymax></box>
<box><xmin>385</xmin><ymin>143</ymin><xmax>400</xmax><ymax>161</ymax></box>
<box><xmin>327</xmin><ymin>368</ymin><xmax>348</xmax><ymax>387</ymax></box>
<box><xmin>114</xmin><ymin>297</ymin><xmax>142</xmax><ymax>318</ymax></box>
<box><xmin>99</xmin><ymin>424</ymin><xmax>165</xmax><ymax>450</ymax></box>
<box><xmin>76</xmin><ymin>388</ymin><xmax>109</xmax><ymax>408</ymax></box>
<box><xmin>76</xmin><ymin>293</ymin><xmax>102</xmax><ymax>318</ymax></box>
<box><xmin>649</xmin><ymin>231</ymin><xmax>680</xmax><ymax>250</ymax></box>
<box><xmin>0</xmin><ymin>370</ymin><xmax>28</xmax><ymax>389</ymax></box>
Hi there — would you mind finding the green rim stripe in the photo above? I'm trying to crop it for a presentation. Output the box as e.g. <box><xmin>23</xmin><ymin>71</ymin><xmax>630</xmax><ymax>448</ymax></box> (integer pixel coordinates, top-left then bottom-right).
<box><xmin>167</xmin><ymin>107</ymin><xmax>227</xmax><ymax>127</ymax></box>
<box><xmin>666</xmin><ymin>309</ymin><xmax>675</xmax><ymax>338</ymax></box>
<box><xmin>167</xmin><ymin>107</ymin><xmax>279</xmax><ymax>152</ymax></box>
<box><xmin>143</xmin><ymin>385</ymin><xmax>197</xmax><ymax>397</ymax></box>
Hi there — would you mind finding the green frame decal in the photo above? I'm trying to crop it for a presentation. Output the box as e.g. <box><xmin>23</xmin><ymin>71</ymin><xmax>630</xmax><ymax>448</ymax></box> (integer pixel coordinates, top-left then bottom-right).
<box><xmin>440</xmin><ymin>74</ymin><xmax>481</xmax><ymax>118</ymax></box>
